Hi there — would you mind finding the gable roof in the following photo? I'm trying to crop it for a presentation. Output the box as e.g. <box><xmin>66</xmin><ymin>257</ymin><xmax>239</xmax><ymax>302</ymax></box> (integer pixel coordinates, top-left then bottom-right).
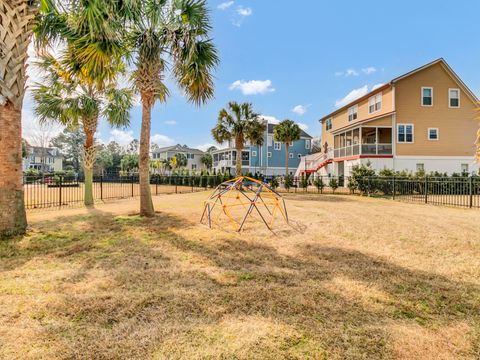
<box><xmin>320</xmin><ymin>58</ymin><xmax>478</xmax><ymax>122</ymax></box>
<box><xmin>267</xmin><ymin>123</ymin><xmax>313</xmax><ymax>139</ymax></box>
<box><xmin>153</xmin><ymin>144</ymin><xmax>204</xmax><ymax>155</ymax></box>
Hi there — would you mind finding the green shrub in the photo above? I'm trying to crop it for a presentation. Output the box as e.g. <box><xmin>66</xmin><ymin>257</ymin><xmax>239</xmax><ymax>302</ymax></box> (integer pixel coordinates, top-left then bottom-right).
<box><xmin>270</xmin><ymin>176</ymin><xmax>279</xmax><ymax>189</ymax></box>
<box><xmin>313</xmin><ymin>177</ymin><xmax>325</xmax><ymax>193</ymax></box>
<box><xmin>284</xmin><ymin>175</ymin><xmax>293</xmax><ymax>191</ymax></box>
<box><xmin>329</xmin><ymin>178</ymin><xmax>338</xmax><ymax>193</ymax></box>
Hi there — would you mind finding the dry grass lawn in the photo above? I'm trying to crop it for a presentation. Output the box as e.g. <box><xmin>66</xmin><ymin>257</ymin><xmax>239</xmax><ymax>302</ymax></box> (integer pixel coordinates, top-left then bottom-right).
<box><xmin>1</xmin><ymin>192</ymin><xmax>480</xmax><ymax>359</ymax></box>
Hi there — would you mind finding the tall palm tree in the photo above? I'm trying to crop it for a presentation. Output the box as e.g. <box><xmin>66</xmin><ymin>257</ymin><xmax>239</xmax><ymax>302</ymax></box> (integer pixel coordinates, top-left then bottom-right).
<box><xmin>0</xmin><ymin>1</ymin><xmax>47</xmax><ymax>236</ymax></box>
<box><xmin>212</xmin><ymin>102</ymin><xmax>266</xmax><ymax>176</ymax></box>
<box><xmin>0</xmin><ymin>0</ymin><xmax>129</xmax><ymax>236</ymax></box>
<box><xmin>274</xmin><ymin>119</ymin><xmax>301</xmax><ymax>176</ymax></box>
<box><xmin>33</xmin><ymin>53</ymin><xmax>133</xmax><ymax>205</ymax></box>
<box><xmin>129</xmin><ymin>0</ymin><xmax>218</xmax><ymax>217</ymax></box>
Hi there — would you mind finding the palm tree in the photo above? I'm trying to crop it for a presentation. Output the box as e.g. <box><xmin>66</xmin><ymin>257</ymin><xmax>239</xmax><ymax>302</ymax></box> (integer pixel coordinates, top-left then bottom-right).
<box><xmin>212</xmin><ymin>102</ymin><xmax>266</xmax><ymax>176</ymax></box>
<box><xmin>33</xmin><ymin>53</ymin><xmax>133</xmax><ymax>205</ymax></box>
<box><xmin>128</xmin><ymin>0</ymin><xmax>218</xmax><ymax>217</ymax></box>
<box><xmin>274</xmin><ymin>119</ymin><xmax>301</xmax><ymax>176</ymax></box>
<box><xmin>0</xmin><ymin>1</ymin><xmax>47</xmax><ymax>236</ymax></box>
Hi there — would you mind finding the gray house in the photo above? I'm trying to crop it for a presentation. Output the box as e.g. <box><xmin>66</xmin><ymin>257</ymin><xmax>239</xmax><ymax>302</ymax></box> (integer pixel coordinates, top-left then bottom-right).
<box><xmin>212</xmin><ymin>122</ymin><xmax>313</xmax><ymax>176</ymax></box>
<box><xmin>23</xmin><ymin>146</ymin><xmax>63</xmax><ymax>172</ymax></box>
<box><xmin>151</xmin><ymin>144</ymin><xmax>205</xmax><ymax>171</ymax></box>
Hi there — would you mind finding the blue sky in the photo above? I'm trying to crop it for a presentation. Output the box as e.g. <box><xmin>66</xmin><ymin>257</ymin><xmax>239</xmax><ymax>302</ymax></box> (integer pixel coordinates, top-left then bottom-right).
<box><xmin>23</xmin><ymin>0</ymin><xmax>480</xmax><ymax>150</ymax></box>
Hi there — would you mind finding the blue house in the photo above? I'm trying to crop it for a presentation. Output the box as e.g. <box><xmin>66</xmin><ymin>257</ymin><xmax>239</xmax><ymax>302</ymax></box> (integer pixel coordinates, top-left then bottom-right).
<box><xmin>212</xmin><ymin>122</ymin><xmax>313</xmax><ymax>176</ymax></box>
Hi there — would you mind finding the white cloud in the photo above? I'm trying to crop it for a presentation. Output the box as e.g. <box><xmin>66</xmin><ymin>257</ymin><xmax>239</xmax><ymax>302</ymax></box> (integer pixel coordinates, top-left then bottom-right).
<box><xmin>345</xmin><ymin>69</ymin><xmax>359</xmax><ymax>77</ymax></box>
<box><xmin>229</xmin><ymin>80</ymin><xmax>275</xmax><ymax>95</ymax></box>
<box><xmin>151</xmin><ymin>134</ymin><xmax>175</xmax><ymax>148</ymax></box>
<box><xmin>108</xmin><ymin>129</ymin><xmax>135</xmax><ymax>147</ymax></box>
<box><xmin>362</xmin><ymin>67</ymin><xmax>377</xmax><ymax>75</ymax></box>
<box><xmin>292</xmin><ymin>104</ymin><xmax>309</xmax><ymax>116</ymax></box>
<box><xmin>196</xmin><ymin>143</ymin><xmax>216</xmax><ymax>152</ymax></box>
<box><xmin>237</xmin><ymin>6</ymin><xmax>252</xmax><ymax>16</ymax></box>
<box><xmin>259</xmin><ymin>115</ymin><xmax>280</xmax><ymax>124</ymax></box>
<box><xmin>218</xmin><ymin>1</ymin><xmax>234</xmax><ymax>10</ymax></box>
<box><xmin>335</xmin><ymin>67</ymin><xmax>377</xmax><ymax>77</ymax></box>
<box><xmin>372</xmin><ymin>83</ymin><xmax>385</xmax><ymax>90</ymax></box>
<box><xmin>164</xmin><ymin>120</ymin><xmax>177</xmax><ymax>125</ymax></box>
<box><xmin>335</xmin><ymin>85</ymin><xmax>369</xmax><ymax>108</ymax></box>
<box><xmin>297</xmin><ymin>123</ymin><xmax>309</xmax><ymax>131</ymax></box>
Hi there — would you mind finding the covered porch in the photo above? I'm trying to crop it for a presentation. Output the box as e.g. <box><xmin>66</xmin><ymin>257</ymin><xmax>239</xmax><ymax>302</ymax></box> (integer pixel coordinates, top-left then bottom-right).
<box><xmin>333</xmin><ymin>126</ymin><xmax>393</xmax><ymax>159</ymax></box>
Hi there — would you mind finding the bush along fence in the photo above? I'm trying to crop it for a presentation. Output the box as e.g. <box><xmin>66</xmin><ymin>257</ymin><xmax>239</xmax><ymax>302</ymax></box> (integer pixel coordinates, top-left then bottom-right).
<box><xmin>349</xmin><ymin>175</ymin><xmax>480</xmax><ymax>208</ymax></box>
<box><xmin>23</xmin><ymin>173</ymin><xmax>236</xmax><ymax>209</ymax></box>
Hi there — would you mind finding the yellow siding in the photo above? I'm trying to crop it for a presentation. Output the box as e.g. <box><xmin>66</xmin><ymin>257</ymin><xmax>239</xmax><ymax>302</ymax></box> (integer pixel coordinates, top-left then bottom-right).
<box><xmin>395</xmin><ymin>62</ymin><xmax>477</xmax><ymax>156</ymax></box>
<box><xmin>322</xmin><ymin>87</ymin><xmax>394</xmax><ymax>152</ymax></box>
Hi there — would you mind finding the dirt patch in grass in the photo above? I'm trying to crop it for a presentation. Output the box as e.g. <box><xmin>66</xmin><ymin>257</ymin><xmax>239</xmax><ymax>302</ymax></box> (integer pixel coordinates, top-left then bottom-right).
<box><xmin>1</xmin><ymin>192</ymin><xmax>480</xmax><ymax>359</ymax></box>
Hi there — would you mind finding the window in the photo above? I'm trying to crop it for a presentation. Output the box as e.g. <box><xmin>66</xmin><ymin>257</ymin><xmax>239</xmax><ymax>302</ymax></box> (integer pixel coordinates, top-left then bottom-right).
<box><xmin>416</xmin><ymin>163</ymin><xmax>424</xmax><ymax>172</ymax></box>
<box><xmin>305</xmin><ymin>139</ymin><xmax>310</xmax><ymax>149</ymax></box>
<box><xmin>251</xmin><ymin>150</ymin><xmax>257</xmax><ymax>157</ymax></box>
<box><xmin>368</xmin><ymin>93</ymin><xmax>382</xmax><ymax>113</ymax></box>
<box><xmin>421</xmin><ymin>87</ymin><xmax>433</xmax><ymax>106</ymax></box>
<box><xmin>267</xmin><ymin>135</ymin><xmax>273</xmax><ymax>146</ymax></box>
<box><xmin>297</xmin><ymin>154</ymin><xmax>302</xmax><ymax>158</ymax></box>
<box><xmin>191</xmin><ymin>164</ymin><xmax>197</xmax><ymax>170</ymax></box>
<box><xmin>397</xmin><ymin>124</ymin><xmax>414</xmax><ymax>143</ymax></box>
<box><xmin>186</xmin><ymin>153</ymin><xmax>194</xmax><ymax>159</ymax></box>
<box><xmin>348</xmin><ymin>105</ymin><xmax>358</xmax><ymax>121</ymax></box>
<box><xmin>289</xmin><ymin>153</ymin><xmax>294</xmax><ymax>158</ymax></box>
<box><xmin>325</xmin><ymin>118</ymin><xmax>332</xmax><ymax>131</ymax></box>
<box><xmin>449</xmin><ymin>88</ymin><xmax>460</xmax><ymax>108</ymax></box>
<box><xmin>289</xmin><ymin>141</ymin><xmax>294</xmax><ymax>146</ymax></box>
<box><xmin>461</xmin><ymin>164</ymin><xmax>469</xmax><ymax>173</ymax></box>
<box><xmin>428</xmin><ymin>128</ymin><xmax>439</xmax><ymax>140</ymax></box>
<box><xmin>274</xmin><ymin>142</ymin><xmax>281</xmax><ymax>150</ymax></box>
<box><xmin>267</xmin><ymin>152</ymin><xmax>272</xmax><ymax>158</ymax></box>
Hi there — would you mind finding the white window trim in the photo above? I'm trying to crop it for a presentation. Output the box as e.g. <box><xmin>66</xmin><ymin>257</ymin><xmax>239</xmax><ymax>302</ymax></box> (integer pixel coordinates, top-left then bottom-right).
<box><xmin>305</xmin><ymin>139</ymin><xmax>310</xmax><ymax>149</ymax></box>
<box><xmin>461</xmin><ymin>163</ymin><xmax>469</xmax><ymax>173</ymax></box>
<box><xmin>421</xmin><ymin>87</ymin><xmax>433</xmax><ymax>107</ymax></box>
<box><xmin>267</xmin><ymin>152</ymin><xmax>272</xmax><ymax>158</ymax></box>
<box><xmin>448</xmin><ymin>88</ymin><xmax>460</xmax><ymax>108</ymax></box>
<box><xmin>289</xmin><ymin>141</ymin><xmax>294</xmax><ymax>146</ymax></box>
<box><xmin>427</xmin><ymin>127</ymin><xmax>439</xmax><ymax>141</ymax></box>
<box><xmin>368</xmin><ymin>93</ymin><xmax>382</xmax><ymax>114</ymax></box>
<box><xmin>325</xmin><ymin>118</ymin><xmax>333</xmax><ymax>131</ymax></box>
<box><xmin>397</xmin><ymin>123</ymin><xmax>414</xmax><ymax>144</ymax></box>
<box><xmin>274</xmin><ymin>141</ymin><xmax>281</xmax><ymax>150</ymax></box>
<box><xmin>251</xmin><ymin>150</ymin><xmax>257</xmax><ymax>157</ymax></box>
<box><xmin>289</xmin><ymin>153</ymin><xmax>294</xmax><ymax>158</ymax></box>
<box><xmin>297</xmin><ymin>154</ymin><xmax>302</xmax><ymax>158</ymax></box>
<box><xmin>267</xmin><ymin>135</ymin><xmax>273</xmax><ymax>147</ymax></box>
<box><xmin>348</xmin><ymin>105</ymin><xmax>358</xmax><ymax>122</ymax></box>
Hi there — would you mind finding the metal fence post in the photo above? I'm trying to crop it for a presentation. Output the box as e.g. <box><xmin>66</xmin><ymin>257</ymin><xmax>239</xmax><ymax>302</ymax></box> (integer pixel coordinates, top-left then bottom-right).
<box><xmin>424</xmin><ymin>176</ymin><xmax>428</xmax><ymax>204</ymax></box>
<box><xmin>100</xmin><ymin>175</ymin><xmax>103</xmax><ymax>200</ymax></box>
<box><xmin>469</xmin><ymin>176</ymin><xmax>473</xmax><ymax>208</ymax></box>
<box><xmin>392</xmin><ymin>176</ymin><xmax>396</xmax><ymax>200</ymax></box>
<box><xmin>58</xmin><ymin>175</ymin><xmax>62</xmax><ymax>207</ymax></box>
<box><xmin>131</xmin><ymin>175</ymin><xmax>134</xmax><ymax>197</ymax></box>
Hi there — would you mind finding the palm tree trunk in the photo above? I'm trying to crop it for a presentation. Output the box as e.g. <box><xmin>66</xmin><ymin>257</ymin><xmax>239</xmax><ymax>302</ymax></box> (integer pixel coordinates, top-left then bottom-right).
<box><xmin>139</xmin><ymin>98</ymin><xmax>154</xmax><ymax>217</ymax></box>
<box><xmin>285</xmin><ymin>143</ymin><xmax>289</xmax><ymax>176</ymax></box>
<box><xmin>0</xmin><ymin>103</ymin><xmax>27</xmax><ymax>237</ymax></box>
<box><xmin>0</xmin><ymin>1</ymin><xmax>37</xmax><ymax>237</ymax></box>
<box><xmin>83</xmin><ymin>118</ymin><xmax>97</xmax><ymax>207</ymax></box>
<box><xmin>235</xmin><ymin>145</ymin><xmax>243</xmax><ymax>177</ymax></box>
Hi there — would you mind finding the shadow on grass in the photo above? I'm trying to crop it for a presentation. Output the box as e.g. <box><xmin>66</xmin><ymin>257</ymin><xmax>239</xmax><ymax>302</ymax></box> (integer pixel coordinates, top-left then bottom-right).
<box><xmin>1</xmin><ymin>211</ymin><xmax>479</xmax><ymax>359</ymax></box>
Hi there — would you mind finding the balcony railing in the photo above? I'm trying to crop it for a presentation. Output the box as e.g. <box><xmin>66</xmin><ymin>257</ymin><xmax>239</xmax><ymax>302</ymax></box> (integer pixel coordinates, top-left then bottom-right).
<box><xmin>334</xmin><ymin>143</ymin><xmax>392</xmax><ymax>158</ymax></box>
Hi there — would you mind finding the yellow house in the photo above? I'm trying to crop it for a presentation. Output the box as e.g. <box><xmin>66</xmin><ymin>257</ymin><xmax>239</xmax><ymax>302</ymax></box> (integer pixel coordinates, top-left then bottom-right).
<box><xmin>308</xmin><ymin>59</ymin><xmax>479</xmax><ymax>178</ymax></box>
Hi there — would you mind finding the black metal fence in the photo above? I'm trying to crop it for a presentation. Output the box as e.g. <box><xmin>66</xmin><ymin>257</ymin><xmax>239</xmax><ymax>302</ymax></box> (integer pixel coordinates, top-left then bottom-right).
<box><xmin>23</xmin><ymin>173</ymin><xmax>227</xmax><ymax>209</ymax></box>
<box><xmin>351</xmin><ymin>176</ymin><xmax>480</xmax><ymax>208</ymax></box>
<box><xmin>23</xmin><ymin>173</ymin><xmax>480</xmax><ymax>210</ymax></box>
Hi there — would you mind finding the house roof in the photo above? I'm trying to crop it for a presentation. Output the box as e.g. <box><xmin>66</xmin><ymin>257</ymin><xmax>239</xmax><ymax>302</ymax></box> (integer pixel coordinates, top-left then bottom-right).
<box><xmin>153</xmin><ymin>144</ymin><xmax>205</xmax><ymax>155</ymax></box>
<box><xmin>267</xmin><ymin>123</ymin><xmax>313</xmax><ymax>139</ymax></box>
<box><xmin>30</xmin><ymin>146</ymin><xmax>62</xmax><ymax>158</ymax></box>
<box><xmin>319</xmin><ymin>58</ymin><xmax>479</xmax><ymax>123</ymax></box>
